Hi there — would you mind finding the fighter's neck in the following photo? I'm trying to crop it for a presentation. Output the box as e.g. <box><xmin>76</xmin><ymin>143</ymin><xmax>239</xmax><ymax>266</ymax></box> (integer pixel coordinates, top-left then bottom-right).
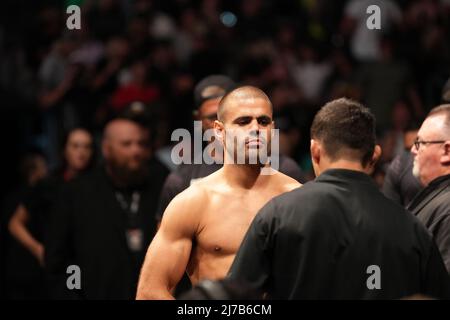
<box><xmin>222</xmin><ymin>163</ymin><xmax>263</xmax><ymax>190</ymax></box>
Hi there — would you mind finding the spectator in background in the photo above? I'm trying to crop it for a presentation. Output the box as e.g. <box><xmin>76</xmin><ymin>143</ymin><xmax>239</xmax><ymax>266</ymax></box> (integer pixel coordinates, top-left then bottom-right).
<box><xmin>172</xmin><ymin>8</ymin><xmax>203</xmax><ymax>65</ymax></box>
<box><xmin>109</xmin><ymin>59</ymin><xmax>160</xmax><ymax>113</ymax></box>
<box><xmin>341</xmin><ymin>0</ymin><xmax>402</xmax><ymax>62</ymax></box>
<box><xmin>6</xmin><ymin>128</ymin><xmax>94</xmax><ymax>299</ymax></box>
<box><xmin>355</xmin><ymin>37</ymin><xmax>418</xmax><ymax>130</ymax></box>
<box><xmin>45</xmin><ymin>118</ymin><xmax>168</xmax><ymax>299</ymax></box>
<box><xmin>290</xmin><ymin>44</ymin><xmax>332</xmax><ymax>105</ymax></box>
<box><xmin>37</xmin><ymin>33</ymin><xmax>81</xmax><ymax>168</ymax></box>
<box><xmin>90</xmin><ymin>36</ymin><xmax>130</xmax><ymax>128</ymax></box>
<box><xmin>408</xmin><ymin>104</ymin><xmax>450</xmax><ymax>273</ymax></box>
<box><xmin>324</xmin><ymin>49</ymin><xmax>361</xmax><ymax>102</ymax></box>
<box><xmin>1</xmin><ymin>152</ymin><xmax>48</xmax><ymax>299</ymax></box>
<box><xmin>383</xmin><ymin>123</ymin><xmax>422</xmax><ymax>206</ymax></box>
<box><xmin>403</xmin><ymin>0</ymin><xmax>450</xmax><ymax>109</ymax></box>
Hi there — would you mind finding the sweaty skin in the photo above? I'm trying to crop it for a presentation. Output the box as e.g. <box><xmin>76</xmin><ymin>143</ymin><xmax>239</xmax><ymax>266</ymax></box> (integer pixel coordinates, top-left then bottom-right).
<box><xmin>136</xmin><ymin>86</ymin><xmax>301</xmax><ymax>299</ymax></box>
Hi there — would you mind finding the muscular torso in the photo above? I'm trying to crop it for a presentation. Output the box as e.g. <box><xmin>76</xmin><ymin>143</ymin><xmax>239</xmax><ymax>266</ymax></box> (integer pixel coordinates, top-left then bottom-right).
<box><xmin>185</xmin><ymin>169</ymin><xmax>300</xmax><ymax>285</ymax></box>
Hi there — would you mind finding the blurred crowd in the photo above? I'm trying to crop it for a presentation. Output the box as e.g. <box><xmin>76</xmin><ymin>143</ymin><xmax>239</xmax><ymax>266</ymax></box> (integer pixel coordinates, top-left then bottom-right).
<box><xmin>1</xmin><ymin>0</ymin><xmax>450</xmax><ymax>299</ymax></box>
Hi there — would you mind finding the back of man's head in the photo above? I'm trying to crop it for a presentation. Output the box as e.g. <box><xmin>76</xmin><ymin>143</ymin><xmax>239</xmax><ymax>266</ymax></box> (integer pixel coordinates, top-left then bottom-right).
<box><xmin>311</xmin><ymin>98</ymin><xmax>376</xmax><ymax>167</ymax></box>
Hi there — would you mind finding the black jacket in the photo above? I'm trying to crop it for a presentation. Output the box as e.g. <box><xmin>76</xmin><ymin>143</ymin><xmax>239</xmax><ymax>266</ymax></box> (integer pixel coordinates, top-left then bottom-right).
<box><xmin>407</xmin><ymin>174</ymin><xmax>450</xmax><ymax>274</ymax></box>
<box><xmin>229</xmin><ymin>169</ymin><xmax>450</xmax><ymax>299</ymax></box>
<box><xmin>45</xmin><ymin>161</ymin><xmax>168</xmax><ymax>299</ymax></box>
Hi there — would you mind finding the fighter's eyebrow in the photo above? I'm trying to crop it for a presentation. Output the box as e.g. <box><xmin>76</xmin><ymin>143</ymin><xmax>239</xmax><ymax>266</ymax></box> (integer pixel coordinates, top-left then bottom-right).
<box><xmin>232</xmin><ymin>116</ymin><xmax>252</xmax><ymax>124</ymax></box>
<box><xmin>232</xmin><ymin>115</ymin><xmax>272</xmax><ymax>124</ymax></box>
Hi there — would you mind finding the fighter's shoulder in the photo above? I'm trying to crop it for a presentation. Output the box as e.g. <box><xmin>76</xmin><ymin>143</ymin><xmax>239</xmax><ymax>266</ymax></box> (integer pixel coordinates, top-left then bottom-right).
<box><xmin>160</xmin><ymin>183</ymin><xmax>207</xmax><ymax>233</ymax></box>
<box><xmin>271</xmin><ymin>170</ymin><xmax>302</xmax><ymax>191</ymax></box>
<box><xmin>166</xmin><ymin>176</ymin><xmax>211</xmax><ymax>213</ymax></box>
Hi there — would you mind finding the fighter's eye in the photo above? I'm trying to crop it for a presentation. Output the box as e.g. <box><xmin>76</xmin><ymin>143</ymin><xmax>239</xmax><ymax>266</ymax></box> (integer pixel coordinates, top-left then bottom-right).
<box><xmin>235</xmin><ymin>117</ymin><xmax>251</xmax><ymax>125</ymax></box>
<box><xmin>258</xmin><ymin>117</ymin><xmax>271</xmax><ymax>126</ymax></box>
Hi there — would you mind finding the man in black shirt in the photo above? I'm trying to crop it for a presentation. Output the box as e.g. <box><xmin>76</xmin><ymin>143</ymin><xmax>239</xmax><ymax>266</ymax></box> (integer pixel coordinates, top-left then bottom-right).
<box><xmin>45</xmin><ymin>119</ymin><xmax>169</xmax><ymax>299</ymax></box>
<box><xmin>408</xmin><ymin>104</ymin><xmax>450</xmax><ymax>273</ymax></box>
<box><xmin>228</xmin><ymin>98</ymin><xmax>450</xmax><ymax>299</ymax></box>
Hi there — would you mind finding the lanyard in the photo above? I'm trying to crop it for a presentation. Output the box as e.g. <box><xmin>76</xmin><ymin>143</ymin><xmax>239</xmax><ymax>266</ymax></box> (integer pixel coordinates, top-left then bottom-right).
<box><xmin>115</xmin><ymin>191</ymin><xmax>141</xmax><ymax>215</ymax></box>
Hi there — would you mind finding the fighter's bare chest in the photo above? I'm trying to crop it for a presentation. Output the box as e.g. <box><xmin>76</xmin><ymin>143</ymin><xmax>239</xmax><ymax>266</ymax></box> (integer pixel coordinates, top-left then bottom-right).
<box><xmin>194</xmin><ymin>192</ymin><xmax>273</xmax><ymax>254</ymax></box>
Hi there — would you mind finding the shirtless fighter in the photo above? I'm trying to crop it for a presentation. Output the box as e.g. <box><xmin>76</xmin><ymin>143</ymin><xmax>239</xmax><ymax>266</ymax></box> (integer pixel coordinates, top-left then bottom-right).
<box><xmin>136</xmin><ymin>86</ymin><xmax>301</xmax><ymax>299</ymax></box>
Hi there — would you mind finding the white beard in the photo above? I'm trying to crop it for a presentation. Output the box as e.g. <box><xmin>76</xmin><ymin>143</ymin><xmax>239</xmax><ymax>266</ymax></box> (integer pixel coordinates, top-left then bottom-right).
<box><xmin>412</xmin><ymin>160</ymin><xmax>420</xmax><ymax>179</ymax></box>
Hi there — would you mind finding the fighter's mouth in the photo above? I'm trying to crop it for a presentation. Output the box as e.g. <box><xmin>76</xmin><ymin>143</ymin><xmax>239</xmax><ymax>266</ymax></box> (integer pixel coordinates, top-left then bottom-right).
<box><xmin>245</xmin><ymin>138</ymin><xmax>266</xmax><ymax>147</ymax></box>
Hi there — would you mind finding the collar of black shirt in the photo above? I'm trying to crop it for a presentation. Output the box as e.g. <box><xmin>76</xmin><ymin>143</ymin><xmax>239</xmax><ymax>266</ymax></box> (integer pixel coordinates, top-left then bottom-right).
<box><xmin>316</xmin><ymin>168</ymin><xmax>374</xmax><ymax>184</ymax></box>
<box><xmin>428</xmin><ymin>173</ymin><xmax>450</xmax><ymax>188</ymax></box>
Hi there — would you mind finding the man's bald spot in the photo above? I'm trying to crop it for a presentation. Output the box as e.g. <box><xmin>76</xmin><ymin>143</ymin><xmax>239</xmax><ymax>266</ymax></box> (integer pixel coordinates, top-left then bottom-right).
<box><xmin>218</xmin><ymin>86</ymin><xmax>273</xmax><ymax>122</ymax></box>
<box><xmin>103</xmin><ymin>119</ymin><xmax>143</xmax><ymax>142</ymax></box>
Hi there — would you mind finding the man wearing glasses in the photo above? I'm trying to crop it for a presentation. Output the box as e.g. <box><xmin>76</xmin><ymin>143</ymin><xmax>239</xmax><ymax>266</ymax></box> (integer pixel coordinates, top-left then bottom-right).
<box><xmin>408</xmin><ymin>104</ymin><xmax>450</xmax><ymax>274</ymax></box>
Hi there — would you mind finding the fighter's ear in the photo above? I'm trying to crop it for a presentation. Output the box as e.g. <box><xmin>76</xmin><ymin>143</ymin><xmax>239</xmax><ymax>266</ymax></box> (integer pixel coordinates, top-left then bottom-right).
<box><xmin>440</xmin><ymin>141</ymin><xmax>450</xmax><ymax>165</ymax></box>
<box><xmin>214</xmin><ymin>120</ymin><xmax>225</xmax><ymax>143</ymax></box>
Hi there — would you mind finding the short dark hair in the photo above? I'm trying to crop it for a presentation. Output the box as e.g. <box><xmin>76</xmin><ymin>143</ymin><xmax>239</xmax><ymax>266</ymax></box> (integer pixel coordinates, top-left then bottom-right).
<box><xmin>311</xmin><ymin>98</ymin><xmax>376</xmax><ymax>166</ymax></box>
<box><xmin>427</xmin><ymin>104</ymin><xmax>450</xmax><ymax>131</ymax></box>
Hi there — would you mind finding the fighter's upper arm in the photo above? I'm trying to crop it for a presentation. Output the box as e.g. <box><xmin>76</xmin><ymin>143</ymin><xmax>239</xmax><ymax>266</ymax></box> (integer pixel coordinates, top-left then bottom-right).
<box><xmin>136</xmin><ymin>186</ymin><xmax>204</xmax><ymax>299</ymax></box>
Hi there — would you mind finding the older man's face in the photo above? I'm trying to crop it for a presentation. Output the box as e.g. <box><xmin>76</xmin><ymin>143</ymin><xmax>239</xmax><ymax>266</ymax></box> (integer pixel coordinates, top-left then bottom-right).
<box><xmin>411</xmin><ymin>114</ymin><xmax>449</xmax><ymax>186</ymax></box>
